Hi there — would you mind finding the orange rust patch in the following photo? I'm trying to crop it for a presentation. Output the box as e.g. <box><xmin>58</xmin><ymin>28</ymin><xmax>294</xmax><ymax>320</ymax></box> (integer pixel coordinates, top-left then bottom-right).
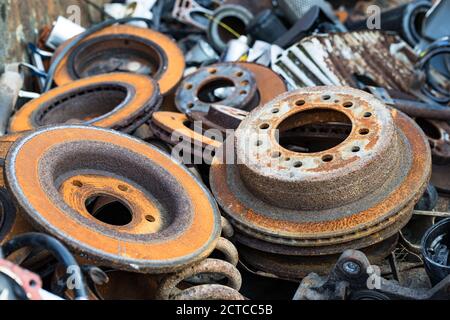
<box><xmin>60</xmin><ymin>174</ymin><xmax>163</xmax><ymax>235</ymax></box>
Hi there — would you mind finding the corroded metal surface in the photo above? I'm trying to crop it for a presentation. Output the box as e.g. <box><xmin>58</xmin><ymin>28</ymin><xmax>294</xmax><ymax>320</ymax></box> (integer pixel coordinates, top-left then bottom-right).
<box><xmin>4</xmin><ymin>125</ymin><xmax>221</xmax><ymax>273</ymax></box>
<box><xmin>9</xmin><ymin>73</ymin><xmax>162</xmax><ymax>134</ymax></box>
<box><xmin>150</xmin><ymin>111</ymin><xmax>222</xmax><ymax>149</ymax></box>
<box><xmin>273</xmin><ymin>31</ymin><xmax>418</xmax><ymax>94</ymax></box>
<box><xmin>189</xmin><ymin>105</ymin><xmax>249</xmax><ymax>133</ymax></box>
<box><xmin>176</xmin><ymin>62</ymin><xmax>287</xmax><ymax>114</ymax></box>
<box><xmin>210</xmin><ymin>87</ymin><xmax>431</xmax><ymax>265</ymax></box>
<box><xmin>52</xmin><ymin>25</ymin><xmax>185</xmax><ymax>95</ymax></box>
<box><xmin>238</xmin><ymin>234</ymin><xmax>398</xmax><ymax>281</ymax></box>
<box><xmin>156</xmin><ymin>258</ymin><xmax>244</xmax><ymax>300</ymax></box>
<box><xmin>175</xmin><ymin>63</ymin><xmax>259</xmax><ymax>114</ymax></box>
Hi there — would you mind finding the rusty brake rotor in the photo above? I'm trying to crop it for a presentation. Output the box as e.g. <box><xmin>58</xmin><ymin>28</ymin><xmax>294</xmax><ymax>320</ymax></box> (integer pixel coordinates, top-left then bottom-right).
<box><xmin>210</xmin><ymin>87</ymin><xmax>431</xmax><ymax>260</ymax></box>
<box><xmin>52</xmin><ymin>25</ymin><xmax>185</xmax><ymax>95</ymax></box>
<box><xmin>9</xmin><ymin>73</ymin><xmax>162</xmax><ymax>134</ymax></box>
<box><xmin>5</xmin><ymin>125</ymin><xmax>221</xmax><ymax>273</ymax></box>
<box><xmin>175</xmin><ymin>62</ymin><xmax>286</xmax><ymax>114</ymax></box>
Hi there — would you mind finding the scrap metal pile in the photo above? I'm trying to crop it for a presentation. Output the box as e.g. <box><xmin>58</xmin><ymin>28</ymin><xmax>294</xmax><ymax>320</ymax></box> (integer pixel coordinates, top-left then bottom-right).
<box><xmin>0</xmin><ymin>0</ymin><xmax>449</xmax><ymax>300</ymax></box>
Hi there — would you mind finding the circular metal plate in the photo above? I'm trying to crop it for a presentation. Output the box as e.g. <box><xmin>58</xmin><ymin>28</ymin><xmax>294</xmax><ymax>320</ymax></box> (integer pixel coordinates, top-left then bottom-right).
<box><xmin>175</xmin><ymin>63</ymin><xmax>258</xmax><ymax>114</ymax></box>
<box><xmin>9</xmin><ymin>73</ymin><xmax>161</xmax><ymax>134</ymax></box>
<box><xmin>53</xmin><ymin>25</ymin><xmax>185</xmax><ymax>95</ymax></box>
<box><xmin>5</xmin><ymin>126</ymin><xmax>221</xmax><ymax>273</ymax></box>
<box><xmin>210</xmin><ymin>87</ymin><xmax>431</xmax><ymax>255</ymax></box>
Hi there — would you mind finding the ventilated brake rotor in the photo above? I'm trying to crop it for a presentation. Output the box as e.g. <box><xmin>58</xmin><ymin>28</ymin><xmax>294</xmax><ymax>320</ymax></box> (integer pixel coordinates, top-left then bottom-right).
<box><xmin>5</xmin><ymin>126</ymin><xmax>221</xmax><ymax>273</ymax></box>
<box><xmin>52</xmin><ymin>25</ymin><xmax>185</xmax><ymax>95</ymax></box>
<box><xmin>9</xmin><ymin>73</ymin><xmax>162</xmax><ymax>134</ymax></box>
<box><xmin>210</xmin><ymin>87</ymin><xmax>431</xmax><ymax>260</ymax></box>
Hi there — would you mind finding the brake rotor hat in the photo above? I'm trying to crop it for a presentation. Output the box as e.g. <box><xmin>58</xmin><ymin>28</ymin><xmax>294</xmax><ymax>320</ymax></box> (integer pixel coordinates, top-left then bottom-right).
<box><xmin>52</xmin><ymin>25</ymin><xmax>185</xmax><ymax>95</ymax></box>
<box><xmin>9</xmin><ymin>73</ymin><xmax>162</xmax><ymax>134</ymax></box>
<box><xmin>210</xmin><ymin>86</ymin><xmax>431</xmax><ymax>255</ymax></box>
<box><xmin>5</xmin><ymin>125</ymin><xmax>221</xmax><ymax>273</ymax></box>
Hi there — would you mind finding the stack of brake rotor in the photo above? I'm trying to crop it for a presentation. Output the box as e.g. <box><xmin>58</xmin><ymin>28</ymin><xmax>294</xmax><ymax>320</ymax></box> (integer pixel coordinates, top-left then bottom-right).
<box><xmin>0</xmin><ymin>0</ymin><xmax>444</xmax><ymax>301</ymax></box>
<box><xmin>210</xmin><ymin>87</ymin><xmax>431</xmax><ymax>280</ymax></box>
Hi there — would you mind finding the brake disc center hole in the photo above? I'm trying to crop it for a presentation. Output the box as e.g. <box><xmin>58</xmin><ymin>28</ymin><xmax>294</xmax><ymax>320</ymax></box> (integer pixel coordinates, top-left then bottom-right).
<box><xmin>277</xmin><ymin>108</ymin><xmax>353</xmax><ymax>153</ymax></box>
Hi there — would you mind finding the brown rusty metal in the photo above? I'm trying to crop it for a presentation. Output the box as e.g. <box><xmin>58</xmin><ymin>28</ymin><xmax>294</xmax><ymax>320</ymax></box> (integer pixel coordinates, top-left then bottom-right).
<box><xmin>210</xmin><ymin>87</ymin><xmax>431</xmax><ymax>277</ymax></box>
<box><xmin>188</xmin><ymin>105</ymin><xmax>248</xmax><ymax>133</ymax></box>
<box><xmin>175</xmin><ymin>63</ymin><xmax>259</xmax><ymax>114</ymax></box>
<box><xmin>4</xmin><ymin>125</ymin><xmax>221</xmax><ymax>273</ymax></box>
<box><xmin>156</xmin><ymin>258</ymin><xmax>244</xmax><ymax>300</ymax></box>
<box><xmin>176</xmin><ymin>62</ymin><xmax>287</xmax><ymax>114</ymax></box>
<box><xmin>9</xmin><ymin>73</ymin><xmax>162</xmax><ymax>134</ymax></box>
<box><xmin>150</xmin><ymin>111</ymin><xmax>222</xmax><ymax>149</ymax></box>
<box><xmin>238</xmin><ymin>234</ymin><xmax>399</xmax><ymax>281</ymax></box>
<box><xmin>52</xmin><ymin>25</ymin><xmax>185</xmax><ymax>95</ymax></box>
<box><xmin>273</xmin><ymin>31</ymin><xmax>419</xmax><ymax>96</ymax></box>
<box><xmin>171</xmin><ymin>284</ymin><xmax>245</xmax><ymax>300</ymax></box>
<box><xmin>237</xmin><ymin>62</ymin><xmax>288</xmax><ymax>106</ymax></box>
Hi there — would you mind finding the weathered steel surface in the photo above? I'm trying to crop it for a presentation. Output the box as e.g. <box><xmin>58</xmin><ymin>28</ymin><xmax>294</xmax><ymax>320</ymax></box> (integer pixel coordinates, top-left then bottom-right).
<box><xmin>4</xmin><ymin>125</ymin><xmax>222</xmax><ymax>273</ymax></box>
<box><xmin>210</xmin><ymin>87</ymin><xmax>431</xmax><ymax>274</ymax></box>
<box><xmin>274</xmin><ymin>31</ymin><xmax>418</xmax><ymax>94</ymax></box>
<box><xmin>9</xmin><ymin>73</ymin><xmax>162</xmax><ymax>133</ymax></box>
<box><xmin>0</xmin><ymin>0</ymin><xmax>105</xmax><ymax>71</ymax></box>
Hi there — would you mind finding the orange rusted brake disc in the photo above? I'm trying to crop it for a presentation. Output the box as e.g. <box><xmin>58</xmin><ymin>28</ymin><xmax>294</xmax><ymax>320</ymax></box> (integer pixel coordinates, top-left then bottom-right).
<box><xmin>5</xmin><ymin>126</ymin><xmax>221</xmax><ymax>273</ymax></box>
<box><xmin>9</xmin><ymin>73</ymin><xmax>162</xmax><ymax>134</ymax></box>
<box><xmin>210</xmin><ymin>87</ymin><xmax>431</xmax><ymax>258</ymax></box>
<box><xmin>52</xmin><ymin>25</ymin><xmax>185</xmax><ymax>95</ymax></box>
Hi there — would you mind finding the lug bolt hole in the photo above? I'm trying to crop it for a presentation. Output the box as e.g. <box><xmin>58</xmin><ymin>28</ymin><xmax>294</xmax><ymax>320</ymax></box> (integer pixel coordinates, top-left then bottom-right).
<box><xmin>343</xmin><ymin>102</ymin><xmax>353</xmax><ymax>108</ymax></box>
<box><xmin>359</xmin><ymin>128</ymin><xmax>370</xmax><ymax>135</ymax></box>
<box><xmin>293</xmin><ymin>161</ymin><xmax>303</xmax><ymax>168</ymax></box>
